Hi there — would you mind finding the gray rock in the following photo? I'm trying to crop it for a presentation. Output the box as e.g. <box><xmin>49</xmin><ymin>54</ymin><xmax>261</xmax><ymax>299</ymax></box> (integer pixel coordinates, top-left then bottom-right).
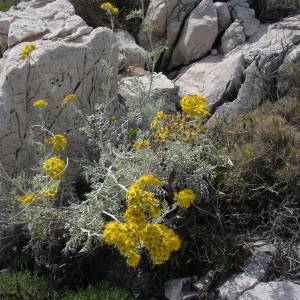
<box><xmin>239</xmin><ymin>281</ymin><xmax>300</xmax><ymax>300</ymax></box>
<box><xmin>218</xmin><ymin>244</ymin><xmax>276</xmax><ymax>300</ymax></box>
<box><xmin>115</xmin><ymin>29</ymin><xmax>146</xmax><ymax>70</ymax></box>
<box><xmin>221</xmin><ymin>20</ymin><xmax>246</xmax><ymax>53</ymax></box>
<box><xmin>209</xmin><ymin>14</ymin><xmax>300</xmax><ymax>123</ymax></box>
<box><xmin>214</xmin><ymin>2</ymin><xmax>232</xmax><ymax>32</ymax></box>
<box><xmin>170</xmin><ymin>0</ymin><xmax>218</xmax><ymax>68</ymax></box>
<box><xmin>174</xmin><ymin>52</ymin><xmax>245</xmax><ymax>111</ymax></box>
<box><xmin>229</xmin><ymin>0</ymin><xmax>260</xmax><ymax>37</ymax></box>
<box><xmin>165</xmin><ymin>278</ymin><xmax>200</xmax><ymax>300</ymax></box>
<box><xmin>0</xmin><ymin>26</ymin><xmax>118</xmax><ymax>174</ymax></box>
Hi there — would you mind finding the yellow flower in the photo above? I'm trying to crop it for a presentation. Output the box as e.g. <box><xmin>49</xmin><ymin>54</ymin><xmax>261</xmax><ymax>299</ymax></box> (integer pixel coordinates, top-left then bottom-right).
<box><xmin>42</xmin><ymin>156</ymin><xmax>65</xmax><ymax>180</ymax></box>
<box><xmin>39</xmin><ymin>184</ymin><xmax>59</xmax><ymax>198</ymax></box>
<box><xmin>19</xmin><ymin>44</ymin><xmax>37</xmax><ymax>60</ymax></box>
<box><xmin>17</xmin><ymin>193</ymin><xmax>35</xmax><ymax>204</ymax></box>
<box><xmin>154</xmin><ymin>127</ymin><xmax>170</xmax><ymax>140</ymax></box>
<box><xmin>126</xmin><ymin>252</ymin><xmax>141</xmax><ymax>267</ymax></box>
<box><xmin>137</xmin><ymin>174</ymin><xmax>163</xmax><ymax>186</ymax></box>
<box><xmin>44</xmin><ymin>134</ymin><xmax>68</xmax><ymax>152</ymax></box>
<box><xmin>173</xmin><ymin>188</ymin><xmax>196</xmax><ymax>208</ymax></box>
<box><xmin>32</xmin><ymin>99</ymin><xmax>48</xmax><ymax>107</ymax></box>
<box><xmin>150</xmin><ymin>111</ymin><xmax>164</xmax><ymax>130</ymax></box>
<box><xmin>100</xmin><ymin>2</ymin><xmax>119</xmax><ymax>15</ymax></box>
<box><xmin>62</xmin><ymin>93</ymin><xmax>78</xmax><ymax>104</ymax></box>
<box><xmin>132</xmin><ymin>140</ymin><xmax>151</xmax><ymax>150</ymax></box>
<box><xmin>180</xmin><ymin>94</ymin><xmax>210</xmax><ymax>117</ymax></box>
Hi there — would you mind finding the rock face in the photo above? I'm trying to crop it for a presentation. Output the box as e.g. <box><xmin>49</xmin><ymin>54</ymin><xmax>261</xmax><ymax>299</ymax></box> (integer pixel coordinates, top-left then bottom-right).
<box><xmin>174</xmin><ymin>52</ymin><xmax>245</xmax><ymax>112</ymax></box>
<box><xmin>214</xmin><ymin>2</ymin><xmax>232</xmax><ymax>33</ymax></box>
<box><xmin>170</xmin><ymin>0</ymin><xmax>218</xmax><ymax>69</ymax></box>
<box><xmin>0</xmin><ymin>0</ymin><xmax>118</xmax><ymax>174</ymax></box>
<box><xmin>221</xmin><ymin>20</ymin><xmax>246</xmax><ymax>53</ymax></box>
<box><xmin>115</xmin><ymin>30</ymin><xmax>146</xmax><ymax>70</ymax></box>
<box><xmin>239</xmin><ymin>281</ymin><xmax>300</xmax><ymax>300</ymax></box>
<box><xmin>218</xmin><ymin>243</ymin><xmax>276</xmax><ymax>299</ymax></box>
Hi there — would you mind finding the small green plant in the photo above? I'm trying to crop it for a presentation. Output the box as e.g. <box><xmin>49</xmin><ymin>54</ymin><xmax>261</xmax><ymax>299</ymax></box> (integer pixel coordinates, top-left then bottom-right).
<box><xmin>0</xmin><ymin>0</ymin><xmax>12</xmax><ymax>12</ymax></box>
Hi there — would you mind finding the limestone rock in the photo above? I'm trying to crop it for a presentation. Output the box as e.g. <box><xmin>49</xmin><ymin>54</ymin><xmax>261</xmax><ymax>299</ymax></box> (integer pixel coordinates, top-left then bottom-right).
<box><xmin>209</xmin><ymin>14</ymin><xmax>300</xmax><ymax>123</ymax></box>
<box><xmin>115</xmin><ymin>30</ymin><xmax>146</xmax><ymax>70</ymax></box>
<box><xmin>4</xmin><ymin>0</ymin><xmax>92</xmax><ymax>48</ymax></box>
<box><xmin>174</xmin><ymin>52</ymin><xmax>245</xmax><ymax>111</ymax></box>
<box><xmin>221</xmin><ymin>20</ymin><xmax>246</xmax><ymax>53</ymax></box>
<box><xmin>229</xmin><ymin>0</ymin><xmax>260</xmax><ymax>37</ymax></box>
<box><xmin>170</xmin><ymin>0</ymin><xmax>218</xmax><ymax>69</ymax></box>
<box><xmin>214</xmin><ymin>2</ymin><xmax>232</xmax><ymax>32</ymax></box>
<box><xmin>218</xmin><ymin>243</ymin><xmax>276</xmax><ymax>300</ymax></box>
<box><xmin>0</xmin><ymin>27</ymin><xmax>118</xmax><ymax>174</ymax></box>
<box><xmin>239</xmin><ymin>281</ymin><xmax>300</xmax><ymax>300</ymax></box>
<box><xmin>0</xmin><ymin>12</ymin><xmax>11</xmax><ymax>56</ymax></box>
<box><xmin>119</xmin><ymin>72</ymin><xmax>177</xmax><ymax>114</ymax></box>
<box><xmin>165</xmin><ymin>278</ymin><xmax>200</xmax><ymax>300</ymax></box>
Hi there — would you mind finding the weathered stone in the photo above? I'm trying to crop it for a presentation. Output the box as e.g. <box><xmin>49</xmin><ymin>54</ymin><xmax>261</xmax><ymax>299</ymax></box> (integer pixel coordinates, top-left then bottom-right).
<box><xmin>170</xmin><ymin>0</ymin><xmax>218</xmax><ymax>68</ymax></box>
<box><xmin>165</xmin><ymin>278</ymin><xmax>200</xmax><ymax>300</ymax></box>
<box><xmin>214</xmin><ymin>2</ymin><xmax>232</xmax><ymax>32</ymax></box>
<box><xmin>119</xmin><ymin>72</ymin><xmax>177</xmax><ymax>113</ymax></box>
<box><xmin>209</xmin><ymin>14</ymin><xmax>300</xmax><ymax>123</ymax></box>
<box><xmin>218</xmin><ymin>244</ymin><xmax>276</xmax><ymax>300</ymax></box>
<box><xmin>221</xmin><ymin>20</ymin><xmax>246</xmax><ymax>53</ymax></box>
<box><xmin>0</xmin><ymin>12</ymin><xmax>11</xmax><ymax>56</ymax></box>
<box><xmin>115</xmin><ymin>29</ymin><xmax>146</xmax><ymax>70</ymax></box>
<box><xmin>229</xmin><ymin>0</ymin><xmax>260</xmax><ymax>37</ymax></box>
<box><xmin>239</xmin><ymin>281</ymin><xmax>300</xmax><ymax>300</ymax></box>
<box><xmin>0</xmin><ymin>27</ymin><xmax>118</xmax><ymax>174</ymax></box>
<box><xmin>174</xmin><ymin>52</ymin><xmax>245</xmax><ymax>111</ymax></box>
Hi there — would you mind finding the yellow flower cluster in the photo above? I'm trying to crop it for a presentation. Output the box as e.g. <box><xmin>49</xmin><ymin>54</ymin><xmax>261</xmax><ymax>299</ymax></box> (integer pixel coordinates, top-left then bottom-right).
<box><xmin>44</xmin><ymin>134</ymin><xmax>68</xmax><ymax>152</ymax></box>
<box><xmin>173</xmin><ymin>188</ymin><xmax>196</xmax><ymax>208</ymax></box>
<box><xmin>63</xmin><ymin>93</ymin><xmax>77</xmax><ymax>104</ymax></box>
<box><xmin>150</xmin><ymin>111</ymin><xmax>164</xmax><ymax>130</ymax></box>
<box><xmin>103</xmin><ymin>222</ymin><xmax>141</xmax><ymax>267</ymax></box>
<box><xmin>32</xmin><ymin>99</ymin><xmax>48</xmax><ymax>107</ymax></box>
<box><xmin>132</xmin><ymin>140</ymin><xmax>151</xmax><ymax>149</ymax></box>
<box><xmin>17</xmin><ymin>193</ymin><xmax>35</xmax><ymax>204</ymax></box>
<box><xmin>100</xmin><ymin>2</ymin><xmax>119</xmax><ymax>15</ymax></box>
<box><xmin>19</xmin><ymin>44</ymin><xmax>37</xmax><ymax>60</ymax></box>
<box><xmin>140</xmin><ymin>224</ymin><xmax>181</xmax><ymax>264</ymax></box>
<box><xmin>152</xmin><ymin>113</ymin><xmax>206</xmax><ymax>143</ymax></box>
<box><xmin>180</xmin><ymin>94</ymin><xmax>210</xmax><ymax>117</ymax></box>
<box><xmin>42</xmin><ymin>156</ymin><xmax>65</xmax><ymax>180</ymax></box>
<box><xmin>137</xmin><ymin>174</ymin><xmax>163</xmax><ymax>186</ymax></box>
<box><xmin>103</xmin><ymin>174</ymin><xmax>181</xmax><ymax>267</ymax></box>
<box><xmin>39</xmin><ymin>184</ymin><xmax>59</xmax><ymax>198</ymax></box>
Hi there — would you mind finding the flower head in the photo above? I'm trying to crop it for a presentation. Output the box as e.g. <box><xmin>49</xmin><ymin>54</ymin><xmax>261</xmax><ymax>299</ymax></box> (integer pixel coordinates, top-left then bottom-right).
<box><xmin>180</xmin><ymin>94</ymin><xmax>210</xmax><ymax>117</ymax></box>
<box><xmin>63</xmin><ymin>93</ymin><xmax>78</xmax><ymax>104</ymax></box>
<box><xmin>133</xmin><ymin>140</ymin><xmax>151</xmax><ymax>150</ymax></box>
<box><xmin>173</xmin><ymin>188</ymin><xmax>196</xmax><ymax>208</ymax></box>
<box><xmin>42</xmin><ymin>156</ymin><xmax>65</xmax><ymax>180</ymax></box>
<box><xmin>19</xmin><ymin>44</ymin><xmax>37</xmax><ymax>60</ymax></box>
<box><xmin>17</xmin><ymin>193</ymin><xmax>35</xmax><ymax>204</ymax></box>
<box><xmin>150</xmin><ymin>111</ymin><xmax>164</xmax><ymax>130</ymax></box>
<box><xmin>32</xmin><ymin>99</ymin><xmax>48</xmax><ymax>107</ymax></box>
<box><xmin>39</xmin><ymin>184</ymin><xmax>59</xmax><ymax>198</ymax></box>
<box><xmin>137</xmin><ymin>174</ymin><xmax>163</xmax><ymax>186</ymax></box>
<box><xmin>44</xmin><ymin>134</ymin><xmax>68</xmax><ymax>152</ymax></box>
<box><xmin>100</xmin><ymin>2</ymin><xmax>119</xmax><ymax>15</ymax></box>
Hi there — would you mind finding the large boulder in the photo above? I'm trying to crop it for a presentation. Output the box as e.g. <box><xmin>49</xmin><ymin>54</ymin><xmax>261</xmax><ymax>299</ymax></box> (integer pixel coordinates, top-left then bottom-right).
<box><xmin>218</xmin><ymin>242</ymin><xmax>276</xmax><ymax>300</ymax></box>
<box><xmin>228</xmin><ymin>0</ymin><xmax>260</xmax><ymax>37</ymax></box>
<box><xmin>170</xmin><ymin>0</ymin><xmax>218</xmax><ymax>69</ymax></box>
<box><xmin>0</xmin><ymin>0</ymin><xmax>118</xmax><ymax>174</ymax></box>
<box><xmin>174</xmin><ymin>52</ymin><xmax>245</xmax><ymax>112</ymax></box>
<box><xmin>239</xmin><ymin>281</ymin><xmax>300</xmax><ymax>300</ymax></box>
<box><xmin>221</xmin><ymin>20</ymin><xmax>246</xmax><ymax>53</ymax></box>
